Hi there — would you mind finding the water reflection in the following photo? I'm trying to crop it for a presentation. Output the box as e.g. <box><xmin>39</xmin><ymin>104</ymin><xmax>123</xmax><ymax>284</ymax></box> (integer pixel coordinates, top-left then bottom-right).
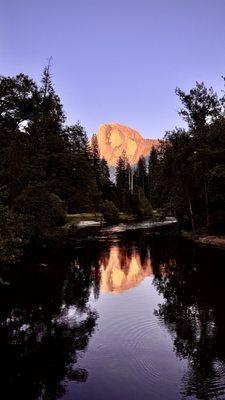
<box><xmin>152</xmin><ymin>240</ymin><xmax>225</xmax><ymax>399</ymax></box>
<box><xmin>0</xmin><ymin>259</ymin><xmax>99</xmax><ymax>399</ymax></box>
<box><xmin>1</xmin><ymin>232</ymin><xmax>225</xmax><ymax>399</ymax></box>
<box><xmin>99</xmin><ymin>245</ymin><xmax>152</xmax><ymax>293</ymax></box>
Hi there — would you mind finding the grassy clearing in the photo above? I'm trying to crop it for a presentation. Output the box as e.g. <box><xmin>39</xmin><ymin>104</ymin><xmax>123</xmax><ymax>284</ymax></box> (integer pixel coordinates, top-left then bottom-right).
<box><xmin>66</xmin><ymin>213</ymin><xmax>103</xmax><ymax>224</ymax></box>
<box><xmin>66</xmin><ymin>212</ymin><xmax>135</xmax><ymax>226</ymax></box>
<box><xmin>118</xmin><ymin>213</ymin><xmax>136</xmax><ymax>222</ymax></box>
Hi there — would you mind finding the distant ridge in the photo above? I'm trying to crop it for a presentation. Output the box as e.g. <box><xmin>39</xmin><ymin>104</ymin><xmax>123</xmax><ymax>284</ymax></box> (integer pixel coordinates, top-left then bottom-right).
<box><xmin>96</xmin><ymin>122</ymin><xmax>159</xmax><ymax>167</ymax></box>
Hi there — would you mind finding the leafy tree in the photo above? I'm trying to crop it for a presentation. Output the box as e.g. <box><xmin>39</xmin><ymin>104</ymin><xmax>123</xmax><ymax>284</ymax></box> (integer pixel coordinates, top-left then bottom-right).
<box><xmin>0</xmin><ymin>68</ymin><xmax>104</xmax><ymax>261</ymax></box>
<box><xmin>0</xmin><ymin>74</ymin><xmax>38</xmax><ymax>206</ymax></box>
<box><xmin>160</xmin><ymin>129</ymin><xmax>197</xmax><ymax>230</ymax></box>
<box><xmin>175</xmin><ymin>82</ymin><xmax>221</xmax><ymax>130</ymax></box>
<box><xmin>156</xmin><ymin>79</ymin><xmax>225</xmax><ymax>232</ymax></box>
<box><xmin>13</xmin><ymin>186</ymin><xmax>66</xmax><ymax>236</ymax></box>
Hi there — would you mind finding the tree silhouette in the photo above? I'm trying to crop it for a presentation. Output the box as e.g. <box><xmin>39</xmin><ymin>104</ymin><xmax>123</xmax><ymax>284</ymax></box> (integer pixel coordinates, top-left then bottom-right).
<box><xmin>152</xmin><ymin>241</ymin><xmax>225</xmax><ymax>399</ymax></box>
<box><xmin>0</xmin><ymin>248</ymin><xmax>100</xmax><ymax>399</ymax></box>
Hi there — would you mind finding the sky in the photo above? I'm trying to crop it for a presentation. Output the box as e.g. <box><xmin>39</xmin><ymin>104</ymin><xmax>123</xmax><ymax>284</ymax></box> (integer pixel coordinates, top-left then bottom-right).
<box><xmin>1</xmin><ymin>0</ymin><xmax>225</xmax><ymax>139</ymax></box>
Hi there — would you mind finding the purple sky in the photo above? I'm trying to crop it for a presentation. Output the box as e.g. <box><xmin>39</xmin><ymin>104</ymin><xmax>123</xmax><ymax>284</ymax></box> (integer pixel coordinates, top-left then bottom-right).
<box><xmin>1</xmin><ymin>0</ymin><xmax>225</xmax><ymax>139</ymax></box>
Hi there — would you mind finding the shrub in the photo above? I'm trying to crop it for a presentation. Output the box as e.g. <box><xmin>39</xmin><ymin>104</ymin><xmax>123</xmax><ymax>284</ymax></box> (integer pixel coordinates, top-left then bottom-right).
<box><xmin>101</xmin><ymin>200</ymin><xmax>119</xmax><ymax>224</ymax></box>
<box><xmin>13</xmin><ymin>186</ymin><xmax>66</xmax><ymax>235</ymax></box>
<box><xmin>0</xmin><ymin>186</ymin><xmax>30</xmax><ymax>263</ymax></box>
<box><xmin>132</xmin><ymin>188</ymin><xmax>153</xmax><ymax>220</ymax></box>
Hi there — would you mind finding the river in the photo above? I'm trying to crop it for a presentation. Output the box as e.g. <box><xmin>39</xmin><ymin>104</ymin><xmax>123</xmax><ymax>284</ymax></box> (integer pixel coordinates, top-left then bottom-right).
<box><xmin>1</xmin><ymin>224</ymin><xmax>225</xmax><ymax>399</ymax></box>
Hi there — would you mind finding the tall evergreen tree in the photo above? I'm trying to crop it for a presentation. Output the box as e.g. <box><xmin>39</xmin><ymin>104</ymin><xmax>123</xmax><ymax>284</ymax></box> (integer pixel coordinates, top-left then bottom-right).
<box><xmin>148</xmin><ymin>146</ymin><xmax>160</xmax><ymax>207</ymax></box>
<box><xmin>134</xmin><ymin>156</ymin><xmax>148</xmax><ymax>196</ymax></box>
<box><xmin>90</xmin><ymin>134</ymin><xmax>102</xmax><ymax>190</ymax></box>
<box><xmin>115</xmin><ymin>152</ymin><xmax>131</xmax><ymax>212</ymax></box>
<box><xmin>65</xmin><ymin>124</ymin><xmax>100</xmax><ymax>213</ymax></box>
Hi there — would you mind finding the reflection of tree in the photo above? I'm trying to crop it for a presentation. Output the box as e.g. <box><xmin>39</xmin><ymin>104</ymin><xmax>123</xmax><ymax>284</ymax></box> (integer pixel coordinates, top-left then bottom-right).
<box><xmin>0</xmin><ymin>248</ymin><xmax>100</xmax><ymax>400</ymax></box>
<box><xmin>152</xmin><ymin>240</ymin><xmax>225</xmax><ymax>399</ymax></box>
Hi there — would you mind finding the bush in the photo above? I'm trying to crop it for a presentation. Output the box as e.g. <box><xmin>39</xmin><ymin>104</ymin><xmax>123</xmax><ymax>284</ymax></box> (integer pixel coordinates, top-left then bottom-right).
<box><xmin>132</xmin><ymin>188</ymin><xmax>153</xmax><ymax>220</ymax></box>
<box><xmin>0</xmin><ymin>210</ymin><xmax>26</xmax><ymax>264</ymax></box>
<box><xmin>13</xmin><ymin>186</ymin><xmax>66</xmax><ymax>235</ymax></box>
<box><xmin>0</xmin><ymin>186</ymin><xmax>28</xmax><ymax>263</ymax></box>
<box><xmin>101</xmin><ymin>200</ymin><xmax>119</xmax><ymax>224</ymax></box>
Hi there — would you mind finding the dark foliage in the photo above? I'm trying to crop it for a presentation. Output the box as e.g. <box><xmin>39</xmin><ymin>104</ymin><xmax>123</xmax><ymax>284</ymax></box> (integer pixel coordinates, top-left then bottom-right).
<box><xmin>101</xmin><ymin>200</ymin><xmax>119</xmax><ymax>224</ymax></box>
<box><xmin>147</xmin><ymin>80</ymin><xmax>225</xmax><ymax>232</ymax></box>
<box><xmin>0</xmin><ymin>69</ymin><xmax>115</xmax><ymax>262</ymax></box>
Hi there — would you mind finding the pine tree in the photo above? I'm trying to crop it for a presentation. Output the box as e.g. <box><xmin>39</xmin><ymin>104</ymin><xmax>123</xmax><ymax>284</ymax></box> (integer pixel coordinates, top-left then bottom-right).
<box><xmin>148</xmin><ymin>146</ymin><xmax>160</xmax><ymax>207</ymax></box>
<box><xmin>90</xmin><ymin>134</ymin><xmax>102</xmax><ymax>190</ymax></box>
<box><xmin>116</xmin><ymin>152</ymin><xmax>131</xmax><ymax>212</ymax></box>
<box><xmin>134</xmin><ymin>156</ymin><xmax>148</xmax><ymax>196</ymax></box>
<box><xmin>65</xmin><ymin>124</ymin><xmax>100</xmax><ymax>213</ymax></box>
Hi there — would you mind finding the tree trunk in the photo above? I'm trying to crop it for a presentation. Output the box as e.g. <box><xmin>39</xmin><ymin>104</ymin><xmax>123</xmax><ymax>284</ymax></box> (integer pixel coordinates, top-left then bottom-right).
<box><xmin>186</xmin><ymin>185</ymin><xmax>195</xmax><ymax>232</ymax></box>
<box><xmin>204</xmin><ymin>178</ymin><xmax>209</xmax><ymax>229</ymax></box>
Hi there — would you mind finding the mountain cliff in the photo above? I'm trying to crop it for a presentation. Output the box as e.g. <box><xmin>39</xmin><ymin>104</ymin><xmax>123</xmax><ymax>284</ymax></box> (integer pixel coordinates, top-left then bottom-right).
<box><xmin>96</xmin><ymin>122</ymin><xmax>158</xmax><ymax>166</ymax></box>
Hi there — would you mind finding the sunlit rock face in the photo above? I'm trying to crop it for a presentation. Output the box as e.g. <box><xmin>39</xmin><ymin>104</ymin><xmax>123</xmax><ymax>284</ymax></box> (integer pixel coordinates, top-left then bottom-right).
<box><xmin>99</xmin><ymin>246</ymin><xmax>153</xmax><ymax>293</ymax></box>
<box><xmin>96</xmin><ymin>123</ymin><xmax>159</xmax><ymax>166</ymax></box>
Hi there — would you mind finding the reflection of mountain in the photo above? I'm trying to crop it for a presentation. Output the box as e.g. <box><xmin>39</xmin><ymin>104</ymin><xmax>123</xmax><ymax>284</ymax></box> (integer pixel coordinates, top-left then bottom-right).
<box><xmin>100</xmin><ymin>246</ymin><xmax>152</xmax><ymax>293</ymax></box>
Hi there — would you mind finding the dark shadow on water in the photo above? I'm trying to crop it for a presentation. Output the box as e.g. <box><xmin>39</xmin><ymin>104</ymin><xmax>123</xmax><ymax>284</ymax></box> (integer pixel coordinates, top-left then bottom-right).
<box><xmin>151</xmin><ymin>238</ymin><xmax>225</xmax><ymax>399</ymax></box>
<box><xmin>1</xmin><ymin>228</ymin><xmax>225</xmax><ymax>399</ymax></box>
<box><xmin>0</xmin><ymin>247</ymin><xmax>101</xmax><ymax>400</ymax></box>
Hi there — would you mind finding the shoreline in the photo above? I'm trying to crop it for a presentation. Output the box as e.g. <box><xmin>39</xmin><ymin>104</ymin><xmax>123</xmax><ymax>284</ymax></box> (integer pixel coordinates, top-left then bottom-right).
<box><xmin>181</xmin><ymin>231</ymin><xmax>225</xmax><ymax>250</ymax></box>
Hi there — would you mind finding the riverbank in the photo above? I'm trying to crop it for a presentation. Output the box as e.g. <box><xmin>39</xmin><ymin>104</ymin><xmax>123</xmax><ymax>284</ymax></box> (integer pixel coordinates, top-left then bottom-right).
<box><xmin>65</xmin><ymin>211</ymin><xmax>173</xmax><ymax>229</ymax></box>
<box><xmin>65</xmin><ymin>212</ymin><xmax>136</xmax><ymax>228</ymax></box>
<box><xmin>181</xmin><ymin>231</ymin><xmax>225</xmax><ymax>250</ymax></box>
<box><xmin>64</xmin><ymin>215</ymin><xmax>178</xmax><ymax>236</ymax></box>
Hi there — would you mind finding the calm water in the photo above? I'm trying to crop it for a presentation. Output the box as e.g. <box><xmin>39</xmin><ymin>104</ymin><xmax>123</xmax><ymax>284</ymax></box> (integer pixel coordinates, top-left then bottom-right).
<box><xmin>1</xmin><ymin>225</ymin><xmax>225</xmax><ymax>399</ymax></box>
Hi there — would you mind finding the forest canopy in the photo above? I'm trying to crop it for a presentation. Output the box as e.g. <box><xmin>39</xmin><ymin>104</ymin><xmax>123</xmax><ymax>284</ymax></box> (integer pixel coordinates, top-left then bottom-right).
<box><xmin>1</xmin><ymin>67</ymin><xmax>225</xmax><ymax>263</ymax></box>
